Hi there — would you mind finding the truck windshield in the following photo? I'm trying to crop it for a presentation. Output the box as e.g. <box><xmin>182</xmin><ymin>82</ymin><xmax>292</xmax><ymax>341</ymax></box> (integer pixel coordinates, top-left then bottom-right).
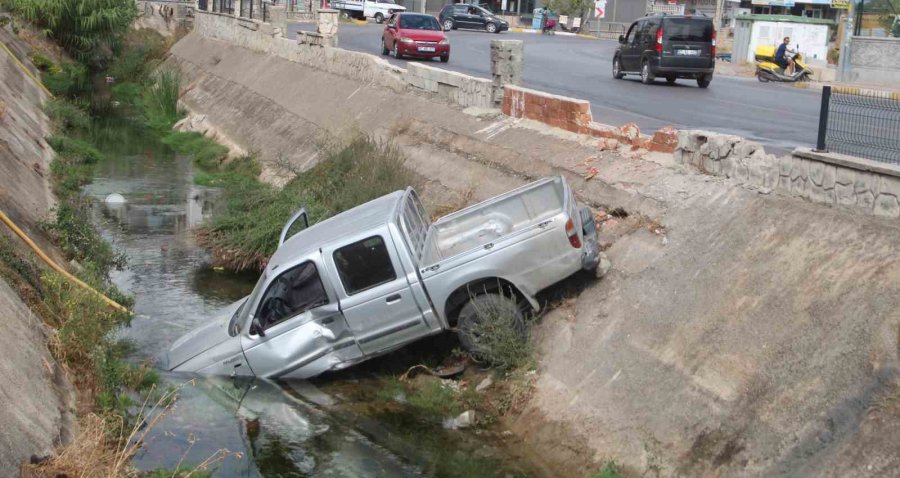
<box><xmin>400</xmin><ymin>15</ymin><xmax>441</xmax><ymax>30</ymax></box>
<box><xmin>229</xmin><ymin>270</ymin><xmax>268</xmax><ymax>336</ymax></box>
<box><xmin>665</xmin><ymin>18</ymin><xmax>713</xmax><ymax>42</ymax></box>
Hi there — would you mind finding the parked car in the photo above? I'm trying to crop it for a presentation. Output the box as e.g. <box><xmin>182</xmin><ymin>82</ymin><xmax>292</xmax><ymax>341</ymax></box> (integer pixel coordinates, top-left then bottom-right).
<box><xmin>331</xmin><ymin>0</ymin><xmax>405</xmax><ymax>24</ymax></box>
<box><xmin>613</xmin><ymin>14</ymin><xmax>715</xmax><ymax>88</ymax></box>
<box><xmin>382</xmin><ymin>12</ymin><xmax>450</xmax><ymax>62</ymax></box>
<box><xmin>439</xmin><ymin>4</ymin><xmax>509</xmax><ymax>34</ymax></box>
<box><xmin>163</xmin><ymin>176</ymin><xmax>601</xmax><ymax>379</ymax></box>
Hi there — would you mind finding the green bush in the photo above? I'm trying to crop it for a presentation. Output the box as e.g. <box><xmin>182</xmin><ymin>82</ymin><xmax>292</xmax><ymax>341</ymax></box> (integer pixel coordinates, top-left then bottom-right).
<box><xmin>42</xmin><ymin>61</ymin><xmax>90</xmax><ymax>98</ymax></box>
<box><xmin>30</xmin><ymin>52</ymin><xmax>58</xmax><ymax>72</ymax></box>
<box><xmin>199</xmin><ymin>134</ymin><xmax>418</xmax><ymax>271</ymax></box>
<box><xmin>4</xmin><ymin>0</ymin><xmax>137</xmax><ymax>64</ymax></box>
<box><xmin>144</xmin><ymin>69</ymin><xmax>181</xmax><ymax>127</ymax></box>
<box><xmin>407</xmin><ymin>379</ymin><xmax>462</xmax><ymax>418</ymax></box>
<box><xmin>44</xmin><ymin>98</ymin><xmax>91</xmax><ymax>131</ymax></box>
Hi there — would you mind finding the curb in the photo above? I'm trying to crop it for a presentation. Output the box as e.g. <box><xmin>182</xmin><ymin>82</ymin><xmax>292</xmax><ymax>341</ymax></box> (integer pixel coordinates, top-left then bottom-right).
<box><xmin>509</xmin><ymin>28</ymin><xmax>594</xmax><ymax>38</ymax></box>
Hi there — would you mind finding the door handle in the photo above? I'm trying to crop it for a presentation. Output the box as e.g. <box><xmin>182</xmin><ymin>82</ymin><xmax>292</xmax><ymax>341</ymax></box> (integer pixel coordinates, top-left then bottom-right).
<box><xmin>321</xmin><ymin>317</ymin><xmax>335</xmax><ymax>325</ymax></box>
<box><xmin>386</xmin><ymin>294</ymin><xmax>402</xmax><ymax>304</ymax></box>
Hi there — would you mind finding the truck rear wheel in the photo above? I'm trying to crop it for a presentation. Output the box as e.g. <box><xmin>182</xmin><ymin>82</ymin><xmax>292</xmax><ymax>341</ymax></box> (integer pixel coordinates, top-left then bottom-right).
<box><xmin>375</xmin><ymin>12</ymin><xmax>384</xmax><ymax>23</ymax></box>
<box><xmin>456</xmin><ymin>293</ymin><xmax>526</xmax><ymax>361</ymax></box>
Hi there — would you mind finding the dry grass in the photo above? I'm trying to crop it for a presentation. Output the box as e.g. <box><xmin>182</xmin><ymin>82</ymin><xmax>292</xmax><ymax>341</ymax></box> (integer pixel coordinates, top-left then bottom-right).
<box><xmin>429</xmin><ymin>187</ymin><xmax>475</xmax><ymax>221</ymax></box>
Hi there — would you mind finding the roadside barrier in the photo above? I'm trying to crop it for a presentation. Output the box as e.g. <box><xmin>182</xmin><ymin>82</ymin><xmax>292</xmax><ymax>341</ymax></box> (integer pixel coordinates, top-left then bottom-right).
<box><xmin>0</xmin><ymin>210</ymin><xmax>130</xmax><ymax>314</ymax></box>
<box><xmin>816</xmin><ymin>85</ymin><xmax>900</xmax><ymax>164</ymax></box>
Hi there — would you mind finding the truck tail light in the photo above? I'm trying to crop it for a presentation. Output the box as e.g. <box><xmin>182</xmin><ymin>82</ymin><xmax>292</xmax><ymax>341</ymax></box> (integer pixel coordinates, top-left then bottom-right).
<box><xmin>656</xmin><ymin>27</ymin><xmax>663</xmax><ymax>54</ymax></box>
<box><xmin>565</xmin><ymin>218</ymin><xmax>581</xmax><ymax>249</ymax></box>
<box><xmin>711</xmin><ymin>29</ymin><xmax>717</xmax><ymax>58</ymax></box>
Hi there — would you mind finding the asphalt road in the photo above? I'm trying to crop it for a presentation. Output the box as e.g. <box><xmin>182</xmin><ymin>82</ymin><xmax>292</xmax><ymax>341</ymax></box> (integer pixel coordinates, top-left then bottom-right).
<box><xmin>289</xmin><ymin>23</ymin><xmax>822</xmax><ymax>153</ymax></box>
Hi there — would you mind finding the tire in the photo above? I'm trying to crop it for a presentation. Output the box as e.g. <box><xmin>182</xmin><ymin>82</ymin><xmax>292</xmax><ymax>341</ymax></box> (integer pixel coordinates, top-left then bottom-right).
<box><xmin>443</xmin><ymin>19</ymin><xmax>455</xmax><ymax>30</ymax></box>
<box><xmin>375</xmin><ymin>12</ymin><xmax>384</xmax><ymax>24</ymax></box>
<box><xmin>666</xmin><ymin>75</ymin><xmax>676</xmax><ymax>85</ymax></box>
<box><xmin>486</xmin><ymin>22</ymin><xmax>498</xmax><ymax>33</ymax></box>
<box><xmin>456</xmin><ymin>293</ymin><xmax>526</xmax><ymax>359</ymax></box>
<box><xmin>697</xmin><ymin>73</ymin><xmax>712</xmax><ymax>88</ymax></box>
<box><xmin>381</xmin><ymin>38</ymin><xmax>389</xmax><ymax>55</ymax></box>
<box><xmin>393</xmin><ymin>41</ymin><xmax>402</xmax><ymax>59</ymax></box>
<box><xmin>757</xmin><ymin>72</ymin><xmax>769</xmax><ymax>82</ymax></box>
<box><xmin>641</xmin><ymin>60</ymin><xmax>654</xmax><ymax>84</ymax></box>
<box><xmin>440</xmin><ymin>54</ymin><xmax>449</xmax><ymax>63</ymax></box>
<box><xmin>612</xmin><ymin>56</ymin><xmax>624</xmax><ymax>79</ymax></box>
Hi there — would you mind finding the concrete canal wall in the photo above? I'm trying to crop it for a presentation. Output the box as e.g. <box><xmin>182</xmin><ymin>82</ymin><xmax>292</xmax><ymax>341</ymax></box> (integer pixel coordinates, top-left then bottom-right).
<box><xmin>0</xmin><ymin>26</ymin><xmax>76</xmax><ymax>475</ymax></box>
<box><xmin>168</xmin><ymin>10</ymin><xmax>900</xmax><ymax>477</ymax></box>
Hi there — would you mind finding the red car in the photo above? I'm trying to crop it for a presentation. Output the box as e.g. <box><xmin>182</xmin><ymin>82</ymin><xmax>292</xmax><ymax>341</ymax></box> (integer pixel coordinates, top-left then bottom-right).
<box><xmin>382</xmin><ymin>12</ymin><xmax>450</xmax><ymax>63</ymax></box>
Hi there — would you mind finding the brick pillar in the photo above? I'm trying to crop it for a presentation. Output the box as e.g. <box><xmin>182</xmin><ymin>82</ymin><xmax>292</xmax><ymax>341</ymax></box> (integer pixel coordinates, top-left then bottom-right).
<box><xmin>490</xmin><ymin>39</ymin><xmax>523</xmax><ymax>105</ymax></box>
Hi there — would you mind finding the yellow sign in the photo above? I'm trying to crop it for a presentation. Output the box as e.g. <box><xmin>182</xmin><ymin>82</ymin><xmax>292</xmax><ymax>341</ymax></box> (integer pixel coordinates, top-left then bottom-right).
<box><xmin>832</xmin><ymin>0</ymin><xmax>849</xmax><ymax>8</ymax></box>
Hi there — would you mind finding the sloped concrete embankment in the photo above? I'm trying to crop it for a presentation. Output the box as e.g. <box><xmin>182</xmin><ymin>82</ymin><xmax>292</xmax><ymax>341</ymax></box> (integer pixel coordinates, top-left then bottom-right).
<box><xmin>168</xmin><ymin>12</ymin><xmax>900</xmax><ymax>477</ymax></box>
<box><xmin>0</xmin><ymin>26</ymin><xmax>76</xmax><ymax>474</ymax></box>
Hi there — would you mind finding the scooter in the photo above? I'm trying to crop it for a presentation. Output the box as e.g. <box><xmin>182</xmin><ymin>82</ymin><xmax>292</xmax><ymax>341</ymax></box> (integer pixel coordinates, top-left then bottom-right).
<box><xmin>754</xmin><ymin>45</ymin><xmax>813</xmax><ymax>83</ymax></box>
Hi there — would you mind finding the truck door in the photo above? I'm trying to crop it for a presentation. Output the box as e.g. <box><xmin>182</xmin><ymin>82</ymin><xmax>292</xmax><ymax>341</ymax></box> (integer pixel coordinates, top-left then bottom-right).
<box><xmin>325</xmin><ymin>231</ymin><xmax>431</xmax><ymax>355</ymax></box>
<box><xmin>241</xmin><ymin>258</ymin><xmax>363</xmax><ymax>379</ymax></box>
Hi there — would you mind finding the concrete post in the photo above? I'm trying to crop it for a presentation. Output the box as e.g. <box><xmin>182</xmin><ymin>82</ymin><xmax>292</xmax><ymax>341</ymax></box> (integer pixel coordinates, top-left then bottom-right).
<box><xmin>268</xmin><ymin>4</ymin><xmax>287</xmax><ymax>35</ymax></box>
<box><xmin>490</xmin><ymin>39</ymin><xmax>524</xmax><ymax>105</ymax></box>
<box><xmin>317</xmin><ymin>8</ymin><xmax>339</xmax><ymax>46</ymax></box>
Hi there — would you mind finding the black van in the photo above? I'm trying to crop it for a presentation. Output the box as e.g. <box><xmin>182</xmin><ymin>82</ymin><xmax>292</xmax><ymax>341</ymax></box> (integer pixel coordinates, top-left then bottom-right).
<box><xmin>612</xmin><ymin>15</ymin><xmax>715</xmax><ymax>88</ymax></box>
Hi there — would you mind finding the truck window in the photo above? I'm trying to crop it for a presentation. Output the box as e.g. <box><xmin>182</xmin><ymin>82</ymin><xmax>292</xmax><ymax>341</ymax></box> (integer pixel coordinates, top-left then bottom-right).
<box><xmin>334</xmin><ymin>236</ymin><xmax>397</xmax><ymax>295</ymax></box>
<box><xmin>256</xmin><ymin>262</ymin><xmax>328</xmax><ymax>329</ymax></box>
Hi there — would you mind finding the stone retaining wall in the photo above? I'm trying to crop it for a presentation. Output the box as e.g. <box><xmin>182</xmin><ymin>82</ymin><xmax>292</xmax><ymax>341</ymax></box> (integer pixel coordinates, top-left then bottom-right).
<box><xmin>405</xmin><ymin>63</ymin><xmax>494</xmax><ymax>109</ymax></box>
<box><xmin>676</xmin><ymin>130</ymin><xmax>900</xmax><ymax>218</ymax></box>
<box><xmin>195</xmin><ymin>11</ymin><xmax>407</xmax><ymax>91</ymax></box>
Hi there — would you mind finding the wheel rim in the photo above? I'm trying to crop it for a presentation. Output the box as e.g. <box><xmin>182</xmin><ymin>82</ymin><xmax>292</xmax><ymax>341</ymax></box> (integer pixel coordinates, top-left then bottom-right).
<box><xmin>376</xmin><ymin>13</ymin><xmax>383</xmax><ymax>23</ymax></box>
<box><xmin>393</xmin><ymin>43</ymin><xmax>398</xmax><ymax>58</ymax></box>
<box><xmin>613</xmin><ymin>59</ymin><xmax>619</xmax><ymax>76</ymax></box>
<box><xmin>642</xmin><ymin>63</ymin><xmax>648</xmax><ymax>81</ymax></box>
<box><xmin>487</xmin><ymin>23</ymin><xmax>496</xmax><ymax>32</ymax></box>
<box><xmin>444</xmin><ymin>20</ymin><xmax>452</xmax><ymax>30</ymax></box>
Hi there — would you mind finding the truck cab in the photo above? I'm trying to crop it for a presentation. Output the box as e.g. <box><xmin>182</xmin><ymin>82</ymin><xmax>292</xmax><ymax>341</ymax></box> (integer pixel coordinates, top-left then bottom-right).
<box><xmin>165</xmin><ymin>176</ymin><xmax>600</xmax><ymax>379</ymax></box>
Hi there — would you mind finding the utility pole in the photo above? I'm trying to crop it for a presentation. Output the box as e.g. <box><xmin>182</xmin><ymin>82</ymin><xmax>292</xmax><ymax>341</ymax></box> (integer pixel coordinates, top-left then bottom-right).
<box><xmin>713</xmin><ymin>0</ymin><xmax>724</xmax><ymax>30</ymax></box>
<box><xmin>837</xmin><ymin>0</ymin><xmax>855</xmax><ymax>82</ymax></box>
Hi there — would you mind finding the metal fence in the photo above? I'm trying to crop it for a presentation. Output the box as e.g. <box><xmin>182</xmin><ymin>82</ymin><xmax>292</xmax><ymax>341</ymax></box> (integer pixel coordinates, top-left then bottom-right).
<box><xmin>211</xmin><ymin>0</ymin><xmax>234</xmax><ymax>14</ymax></box>
<box><xmin>817</xmin><ymin>86</ymin><xmax>900</xmax><ymax>164</ymax></box>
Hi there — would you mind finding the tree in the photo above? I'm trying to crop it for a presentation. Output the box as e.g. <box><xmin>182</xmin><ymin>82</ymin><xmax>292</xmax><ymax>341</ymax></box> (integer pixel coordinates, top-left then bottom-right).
<box><xmin>546</xmin><ymin>0</ymin><xmax>592</xmax><ymax>25</ymax></box>
<box><xmin>1</xmin><ymin>0</ymin><xmax>137</xmax><ymax>64</ymax></box>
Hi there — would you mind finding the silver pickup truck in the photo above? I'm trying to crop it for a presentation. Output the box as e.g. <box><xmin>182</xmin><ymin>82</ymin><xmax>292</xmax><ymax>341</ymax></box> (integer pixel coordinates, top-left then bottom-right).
<box><xmin>164</xmin><ymin>176</ymin><xmax>600</xmax><ymax>379</ymax></box>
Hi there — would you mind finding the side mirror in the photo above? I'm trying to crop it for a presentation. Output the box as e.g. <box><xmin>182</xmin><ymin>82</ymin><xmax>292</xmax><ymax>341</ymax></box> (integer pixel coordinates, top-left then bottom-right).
<box><xmin>249</xmin><ymin>316</ymin><xmax>266</xmax><ymax>337</ymax></box>
<box><xmin>618</xmin><ymin>34</ymin><xmax>626</xmax><ymax>44</ymax></box>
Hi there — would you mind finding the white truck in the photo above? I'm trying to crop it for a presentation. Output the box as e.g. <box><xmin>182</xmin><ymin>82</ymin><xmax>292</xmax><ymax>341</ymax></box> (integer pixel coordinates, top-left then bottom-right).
<box><xmin>331</xmin><ymin>0</ymin><xmax>405</xmax><ymax>23</ymax></box>
<box><xmin>164</xmin><ymin>176</ymin><xmax>601</xmax><ymax>379</ymax></box>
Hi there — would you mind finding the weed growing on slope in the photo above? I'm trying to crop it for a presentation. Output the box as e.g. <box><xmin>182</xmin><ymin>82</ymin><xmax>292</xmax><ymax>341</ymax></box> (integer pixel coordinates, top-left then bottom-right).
<box><xmin>198</xmin><ymin>133</ymin><xmax>418</xmax><ymax>271</ymax></box>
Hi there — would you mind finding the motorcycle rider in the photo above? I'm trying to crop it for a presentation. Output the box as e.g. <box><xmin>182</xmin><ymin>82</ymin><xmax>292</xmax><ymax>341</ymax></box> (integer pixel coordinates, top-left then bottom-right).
<box><xmin>775</xmin><ymin>36</ymin><xmax>796</xmax><ymax>76</ymax></box>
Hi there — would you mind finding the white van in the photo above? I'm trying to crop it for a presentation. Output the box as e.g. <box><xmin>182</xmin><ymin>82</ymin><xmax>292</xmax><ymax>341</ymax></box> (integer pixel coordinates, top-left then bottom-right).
<box><xmin>331</xmin><ymin>0</ymin><xmax>406</xmax><ymax>23</ymax></box>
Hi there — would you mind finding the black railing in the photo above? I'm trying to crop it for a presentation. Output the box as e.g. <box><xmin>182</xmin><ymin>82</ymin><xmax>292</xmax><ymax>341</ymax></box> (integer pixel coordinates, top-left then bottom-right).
<box><xmin>241</xmin><ymin>0</ymin><xmax>253</xmax><ymax>17</ymax></box>
<box><xmin>817</xmin><ymin>85</ymin><xmax>900</xmax><ymax>164</ymax></box>
<box><xmin>262</xmin><ymin>1</ymin><xmax>269</xmax><ymax>22</ymax></box>
<box><xmin>198</xmin><ymin>0</ymin><xmax>208</xmax><ymax>11</ymax></box>
<box><xmin>211</xmin><ymin>0</ymin><xmax>234</xmax><ymax>14</ymax></box>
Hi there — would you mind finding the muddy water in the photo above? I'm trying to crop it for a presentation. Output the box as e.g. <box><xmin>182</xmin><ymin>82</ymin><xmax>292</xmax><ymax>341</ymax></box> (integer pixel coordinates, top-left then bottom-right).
<box><xmin>83</xmin><ymin>126</ymin><xmax>534</xmax><ymax>477</ymax></box>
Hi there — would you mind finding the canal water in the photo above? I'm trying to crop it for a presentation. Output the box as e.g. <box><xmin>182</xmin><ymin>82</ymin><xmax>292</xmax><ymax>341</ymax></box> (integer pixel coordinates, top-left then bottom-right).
<box><xmin>82</xmin><ymin>126</ymin><xmax>535</xmax><ymax>477</ymax></box>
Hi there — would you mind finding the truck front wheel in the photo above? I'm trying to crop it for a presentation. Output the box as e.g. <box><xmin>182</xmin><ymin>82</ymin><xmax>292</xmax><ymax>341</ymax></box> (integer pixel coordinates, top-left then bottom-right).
<box><xmin>456</xmin><ymin>293</ymin><xmax>526</xmax><ymax>362</ymax></box>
